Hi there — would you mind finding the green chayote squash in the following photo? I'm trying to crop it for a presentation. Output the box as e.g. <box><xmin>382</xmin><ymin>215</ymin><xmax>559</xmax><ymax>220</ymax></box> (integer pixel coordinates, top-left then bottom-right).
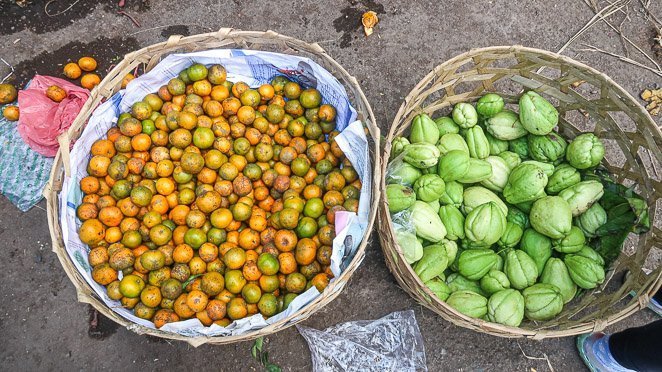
<box><xmin>410</xmin><ymin>201</ymin><xmax>447</xmax><ymax>243</ymax></box>
<box><xmin>520</xmin><ymin>228</ymin><xmax>552</xmax><ymax>274</ymax></box>
<box><xmin>509</xmin><ymin>136</ymin><xmax>530</xmax><ymax>160</ymax></box>
<box><xmin>486</xmin><ymin>132</ymin><xmax>509</xmax><ymax>155</ymax></box>
<box><xmin>481</xmin><ymin>156</ymin><xmax>511</xmax><ymax>192</ymax></box>
<box><xmin>458</xmin><ymin>249</ymin><xmax>499</xmax><ymax>280</ymax></box>
<box><xmin>414</xmin><ymin>244</ymin><xmax>450</xmax><ymax>282</ymax></box>
<box><xmin>527</xmin><ymin>132</ymin><xmax>567</xmax><ymax>164</ymax></box>
<box><xmin>476</xmin><ymin>93</ymin><xmax>505</xmax><ymax>118</ymax></box>
<box><xmin>441</xmin><ymin>239</ymin><xmax>459</xmax><ymax>263</ymax></box>
<box><xmin>413</xmin><ymin>174</ymin><xmax>446</xmax><ymax>202</ymax></box>
<box><xmin>437</xmin><ymin>133</ymin><xmax>470</xmax><ymax>156</ymax></box>
<box><xmin>462</xmin><ymin>186</ymin><xmax>509</xmax><ymax>216</ymax></box>
<box><xmin>446</xmin><ymin>273</ymin><xmax>484</xmax><ymax>295</ymax></box>
<box><xmin>390</xmin><ymin>136</ymin><xmax>410</xmax><ymax>159</ymax></box>
<box><xmin>574</xmin><ymin>246</ymin><xmax>605</xmax><ymax>266</ymax></box>
<box><xmin>427</xmin><ymin>199</ymin><xmax>440</xmax><ymax>212</ymax></box>
<box><xmin>487</xmin><ymin>289</ymin><xmax>525</xmax><ymax>326</ymax></box>
<box><xmin>504</xmin><ymin>250</ymin><xmax>539</xmax><ymax>290</ymax></box>
<box><xmin>521</xmin><ymin>160</ymin><xmax>555</xmax><ymax>177</ymax></box>
<box><xmin>519</xmin><ymin>91</ymin><xmax>559</xmax><ymax>135</ymax></box>
<box><xmin>464</xmin><ymin>202</ymin><xmax>507</xmax><ymax>246</ymax></box>
<box><xmin>545</xmin><ymin>163</ymin><xmax>581</xmax><ymax>194</ymax></box>
<box><xmin>438</xmin><ymin>150</ymin><xmax>470</xmax><ymax>182</ymax></box>
<box><xmin>425</xmin><ymin>278</ymin><xmax>451</xmax><ymax>301</ymax></box>
<box><xmin>506</xmin><ymin>206</ymin><xmax>529</xmax><ymax>229</ymax></box>
<box><xmin>516</xmin><ymin>200</ymin><xmax>534</xmax><ymax>214</ymax></box>
<box><xmin>439</xmin><ymin>205</ymin><xmax>465</xmax><ymax>241</ymax></box>
<box><xmin>566</xmin><ymin>133</ymin><xmax>605</xmax><ymax>169</ymax></box>
<box><xmin>480</xmin><ymin>270</ymin><xmax>511</xmax><ymax>295</ymax></box>
<box><xmin>446</xmin><ymin>290</ymin><xmax>488</xmax><ymax>318</ymax></box>
<box><xmin>552</xmin><ymin>226</ymin><xmax>585</xmax><ymax>253</ymax></box>
<box><xmin>403</xmin><ymin>143</ymin><xmax>441</xmax><ymax>169</ymax></box>
<box><xmin>465</xmin><ymin>126</ymin><xmax>490</xmax><ymax>159</ymax></box>
<box><xmin>522</xmin><ymin>283</ymin><xmax>564</xmax><ymax>321</ymax></box>
<box><xmin>493</xmin><ymin>254</ymin><xmax>504</xmax><ymax>271</ymax></box>
<box><xmin>410</xmin><ymin>113</ymin><xmax>440</xmax><ymax>145</ymax></box>
<box><xmin>486</xmin><ymin>110</ymin><xmax>528</xmax><ymax>140</ymax></box>
<box><xmin>452</xmin><ymin>103</ymin><xmax>478</xmax><ymax>129</ymax></box>
<box><xmin>575</xmin><ymin>202</ymin><xmax>607</xmax><ymax>238</ymax></box>
<box><xmin>386</xmin><ymin>184</ymin><xmax>417</xmax><ymax>213</ymax></box>
<box><xmin>395</xmin><ymin>229</ymin><xmax>423</xmax><ymax>264</ymax></box>
<box><xmin>499</xmin><ymin>151</ymin><xmax>522</xmax><ymax>170</ymax></box>
<box><xmin>457</xmin><ymin>158</ymin><xmax>493</xmax><ymax>184</ymax></box>
<box><xmin>558</xmin><ymin>180</ymin><xmax>604</xmax><ymax>216</ymax></box>
<box><xmin>434</xmin><ymin>116</ymin><xmax>460</xmax><ymax>136</ymax></box>
<box><xmin>565</xmin><ymin>254</ymin><xmax>605</xmax><ymax>289</ymax></box>
<box><xmin>503</xmin><ymin>163</ymin><xmax>548</xmax><ymax>204</ymax></box>
<box><xmin>540</xmin><ymin>258</ymin><xmax>577</xmax><ymax>303</ymax></box>
<box><xmin>439</xmin><ymin>181</ymin><xmax>464</xmax><ymax>208</ymax></box>
<box><xmin>529</xmin><ymin>196</ymin><xmax>572</xmax><ymax>239</ymax></box>
<box><xmin>386</xmin><ymin>160</ymin><xmax>422</xmax><ymax>186</ymax></box>
<box><xmin>497</xmin><ymin>221</ymin><xmax>524</xmax><ymax>249</ymax></box>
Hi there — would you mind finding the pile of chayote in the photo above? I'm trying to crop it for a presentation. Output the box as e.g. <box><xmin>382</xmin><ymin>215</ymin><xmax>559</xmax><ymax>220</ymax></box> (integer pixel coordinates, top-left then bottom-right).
<box><xmin>386</xmin><ymin>92</ymin><xmax>611</xmax><ymax>327</ymax></box>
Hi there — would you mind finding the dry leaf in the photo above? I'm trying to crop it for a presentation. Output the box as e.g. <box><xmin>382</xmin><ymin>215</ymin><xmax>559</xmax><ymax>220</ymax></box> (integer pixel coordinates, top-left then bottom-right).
<box><xmin>571</xmin><ymin>80</ymin><xmax>586</xmax><ymax>88</ymax></box>
<box><xmin>362</xmin><ymin>11</ymin><xmax>378</xmax><ymax>36</ymax></box>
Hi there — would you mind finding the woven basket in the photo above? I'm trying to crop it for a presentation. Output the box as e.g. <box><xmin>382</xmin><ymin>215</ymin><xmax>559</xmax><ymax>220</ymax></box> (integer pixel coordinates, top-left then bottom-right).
<box><xmin>379</xmin><ymin>46</ymin><xmax>662</xmax><ymax>339</ymax></box>
<box><xmin>43</xmin><ymin>28</ymin><xmax>380</xmax><ymax>346</ymax></box>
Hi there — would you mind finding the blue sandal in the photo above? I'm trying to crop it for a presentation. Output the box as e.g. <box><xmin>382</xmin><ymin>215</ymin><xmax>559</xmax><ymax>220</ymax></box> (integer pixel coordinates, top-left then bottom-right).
<box><xmin>576</xmin><ymin>332</ymin><xmax>635</xmax><ymax>372</ymax></box>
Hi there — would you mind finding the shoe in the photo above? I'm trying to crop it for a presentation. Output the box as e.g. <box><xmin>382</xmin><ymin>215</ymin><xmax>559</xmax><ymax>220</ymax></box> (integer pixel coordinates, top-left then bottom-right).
<box><xmin>576</xmin><ymin>332</ymin><xmax>635</xmax><ymax>372</ymax></box>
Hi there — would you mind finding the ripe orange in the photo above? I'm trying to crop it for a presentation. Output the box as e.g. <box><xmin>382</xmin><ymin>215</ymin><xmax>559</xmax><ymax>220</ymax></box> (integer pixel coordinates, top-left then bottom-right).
<box><xmin>63</xmin><ymin>63</ymin><xmax>82</xmax><ymax>79</ymax></box>
<box><xmin>78</xmin><ymin>56</ymin><xmax>97</xmax><ymax>72</ymax></box>
<box><xmin>2</xmin><ymin>105</ymin><xmax>19</xmax><ymax>121</ymax></box>
<box><xmin>81</xmin><ymin>73</ymin><xmax>101</xmax><ymax>90</ymax></box>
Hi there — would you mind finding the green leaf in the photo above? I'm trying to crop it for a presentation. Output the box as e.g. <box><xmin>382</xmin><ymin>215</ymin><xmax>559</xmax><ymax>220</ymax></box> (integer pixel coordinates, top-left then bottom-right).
<box><xmin>251</xmin><ymin>344</ymin><xmax>258</xmax><ymax>360</ymax></box>
<box><xmin>255</xmin><ymin>337</ymin><xmax>264</xmax><ymax>352</ymax></box>
<box><xmin>262</xmin><ymin>351</ymin><xmax>269</xmax><ymax>365</ymax></box>
<box><xmin>266</xmin><ymin>364</ymin><xmax>282</xmax><ymax>372</ymax></box>
<box><xmin>181</xmin><ymin>274</ymin><xmax>202</xmax><ymax>289</ymax></box>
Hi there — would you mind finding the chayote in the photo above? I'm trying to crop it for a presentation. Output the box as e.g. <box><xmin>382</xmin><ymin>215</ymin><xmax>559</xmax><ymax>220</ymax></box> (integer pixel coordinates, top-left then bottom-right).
<box><xmin>439</xmin><ymin>181</ymin><xmax>464</xmax><ymax>208</ymax></box>
<box><xmin>540</xmin><ymin>258</ymin><xmax>577</xmax><ymax>303</ymax></box>
<box><xmin>386</xmin><ymin>184</ymin><xmax>417</xmax><ymax>214</ymax></box>
<box><xmin>476</xmin><ymin>93</ymin><xmax>505</xmax><ymax>118</ymax></box>
<box><xmin>575</xmin><ymin>202</ymin><xmax>607</xmax><ymax>238</ymax></box>
<box><xmin>566</xmin><ymin>133</ymin><xmax>605</xmax><ymax>169</ymax></box>
<box><xmin>565</xmin><ymin>254</ymin><xmax>605</xmax><ymax>289</ymax></box>
<box><xmin>486</xmin><ymin>132</ymin><xmax>509</xmax><ymax>155</ymax></box>
<box><xmin>437</xmin><ymin>133</ymin><xmax>470</xmax><ymax>156</ymax></box>
<box><xmin>499</xmin><ymin>151</ymin><xmax>522</xmax><ymax>170</ymax></box>
<box><xmin>462</xmin><ymin>186</ymin><xmax>509</xmax><ymax>216</ymax></box>
<box><xmin>527</xmin><ymin>132</ymin><xmax>567</xmax><ymax>164</ymax></box>
<box><xmin>438</xmin><ymin>150</ymin><xmax>470</xmax><ymax>182</ymax></box>
<box><xmin>506</xmin><ymin>206</ymin><xmax>529</xmax><ymax>229</ymax></box>
<box><xmin>410</xmin><ymin>201</ymin><xmax>447</xmax><ymax>243</ymax></box>
<box><xmin>446</xmin><ymin>290</ymin><xmax>488</xmax><ymax>318</ymax></box>
<box><xmin>480</xmin><ymin>270</ymin><xmax>511</xmax><ymax>295</ymax></box>
<box><xmin>404</xmin><ymin>143</ymin><xmax>441</xmax><ymax>169</ymax></box>
<box><xmin>457</xmin><ymin>158</ymin><xmax>493</xmax><ymax>184</ymax></box>
<box><xmin>464</xmin><ymin>202</ymin><xmax>507</xmax><ymax>246</ymax></box>
<box><xmin>414</xmin><ymin>174</ymin><xmax>446</xmax><ymax>202</ymax></box>
<box><xmin>425</xmin><ymin>278</ymin><xmax>451</xmax><ymax>301</ymax></box>
<box><xmin>427</xmin><ymin>199</ymin><xmax>440</xmax><ymax>213</ymax></box>
<box><xmin>558</xmin><ymin>180</ymin><xmax>604</xmax><ymax>216</ymax></box>
<box><xmin>574</xmin><ymin>245</ymin><xmax>605</xmax><ymax>266</ymax></box>
<box><xmin>504</xmin><ymin>250</ymin><xmax>539</xmax><ymax>290</ymax></box>
<box><xmin>521</xmin><ymin>160</ymin><xmax>555</xmax><ymax>177</ymax></box>
<box><xmin>446</xmin><ymin>273</ymin><xmax>484</xmax><ymax>295</ymax></box>
<box><xmin>509</xmin><ymin>136</ymin><xmax>530</xmax><ymax>159</ymax></box>
<box><xmin>519</xmin><ymin>91</ymin><xmax>559</xmax><ymax>135</ymax></box>
<box><xmin>516</xmin><ymin>200</ymin><xmax>534</xmax><ymax>214</ymax></box>
<box><xmin>481</xmin><ymin>156</ymin><xmax>511</xmax><ymax>192</ymax></box>
<box><xmin>465</xmin><ymin>126</ymin><xmax>490</xmax><ymax>159</ymax></box>
<box><xmin>529</xmin><ymin>196</ymin><xmax>572</xmax><ymax>239</ymax></box>
<box><xmin>458</xmin><ymin>249</ymin><xmax>499</xmax><ymax>280</ymax></box>
<box><xmin>522</xmin><ymin>283</ymin><xmax>564</xmax><ymax>321</ymax></box>
<box><xmin>486</xmin><ymin>110</ymin><xmax>528</xmax><ymax>140</ymax></box>
<box><xmin>497</xmin><ymin>221</ymin><xmax>524</xmax><ymax>249</ymax></box>
<box><xmin>386</xmin><ymin>160</ymin><xmax>422</xmax><ymax>186</ymax></box>
<box><xmin>545</xmin><ymin>163</ymin><xmax>581</xmax><ymax>194</ymax></box>
<box><xmin>410</xmin><ymin>113</ymin><xmax>440</xmax><ymax>145</ymax></box>
<box><xmin>414</xmin><ymin>244</ymin><xmax>450</xmax><ymax>282</ymax></box>
<box><xmin>520</xmin><ymin>228</ymin><xmax>553</xmax><ymax>274</ymax></box>
<box><xmin>439</xmin><ymin>205</ymin><xmax>466</xmax><ymax>241</ymax></box>
<box><xmin>440</xmin><ymin>239</ymin><xmax>459</xmax><ymax>263</ymax></box>
<box><xmin>395</xmin><ymin>229</ymin><xmax>423</xmax><ymax>264</ymax></box>
<box><xmin>552</xmin><ymin>226</ymin><xmax>585</xmax><ymax>253</ymax></box>
<box><xmin>435</xmin><ymin>116</ymin><xmax>460</xmax><ymax>136</ymax></box>
<box><xmin>487</xmin><ymin>289</ymin><xmax>525</xmax><ymax>326</ymax></box>
<box><xmin>493</xmin><ymin>254</ymin><xmax>504</xmax><ymax>271</ymax></box>
<box><xmin>503</xmin><ymin>163</ymin><xmax>548</xmax><ymax>204</ymax></box>
<box><xmin>452</xmin><ymin>103</ymin><xmax>478</xmax><ymax>129</ymax></box>
<box><xmin>390</xmin><ymin>136</ymin><xmax>410</xmax><ymax>159</ymax></box>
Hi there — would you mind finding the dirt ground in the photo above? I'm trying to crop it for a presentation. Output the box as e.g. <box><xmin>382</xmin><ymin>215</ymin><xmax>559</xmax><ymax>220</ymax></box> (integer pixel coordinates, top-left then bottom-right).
<box><xmin>0</xmin><ymin>0</ymin><xmax>660</xmax><ymax>371</ymax></box>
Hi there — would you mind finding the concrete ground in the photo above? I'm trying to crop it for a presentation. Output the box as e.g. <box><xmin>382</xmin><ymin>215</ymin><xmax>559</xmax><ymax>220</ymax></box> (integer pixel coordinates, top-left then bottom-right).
<box><xmin>1</xmin><ymin>0</ymin><xmax>661</xmax><ymax>370</ymax></box>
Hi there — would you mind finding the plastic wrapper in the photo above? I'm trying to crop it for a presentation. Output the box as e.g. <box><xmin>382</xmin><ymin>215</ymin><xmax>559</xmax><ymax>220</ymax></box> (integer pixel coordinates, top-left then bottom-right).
<box><xmin>17</xmin><ymin>75</ymin><xmax>90</xmax><ymax>156</ymax></box>
<box><xmin>298</xmin><ymin>310</ymin><xmax>427</xmax><ymax>372</ymax></box>
<box><xmin>58</xmin><ymin>49</ymin><xmax>372</xmax><ymax>337</ymax></box>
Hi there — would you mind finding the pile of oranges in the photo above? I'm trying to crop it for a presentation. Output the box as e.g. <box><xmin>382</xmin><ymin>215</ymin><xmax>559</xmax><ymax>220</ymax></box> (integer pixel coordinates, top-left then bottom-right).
<box><xmin>63</xmin><ymin>56</ymin><xmax>101</xmax><ymax>90</ymax></box>
<box><xmin>77</xmin><ymin>62</ymin><xmax>361</xmax><ymax>329</ymax></box>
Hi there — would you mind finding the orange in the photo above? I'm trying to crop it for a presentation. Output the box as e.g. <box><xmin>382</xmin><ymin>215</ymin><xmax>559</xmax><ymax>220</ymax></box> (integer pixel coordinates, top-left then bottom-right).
<box><xmin>104</xmin><ymin>226</ymin><xmax>122</xmax><ymax>243</ymax></box>
<box><xmin>78</xmin><ymin>219</ymin><xmax>105</xmax><ymax>246</ymax></box>
<box><xmin>198</xmin><ymin>243</ymin><xmax>218</xmax><ymax>263</ymax></box>
<box><xmin>238</xmin><ymin>228</ymin><xmax>260</xmax><ymax>250</ymax></box>
<box><xmin>223</xmin><ymin>247</ymin><xmax>246</xmax><ymax>270</ymax></box>
<box><xmin>87</xmin><ymin>156</ymin><xmax>111</xmax><ymax>177</ymax></box>
<box><xmin>46</xmin><ymin>85</ymin><xmax>67</xmax><ymax>102</ymax></box>
<box><xmin>295</xmin><ymin>238</ymin><xmax>317</xmax><ymax>265</ymax></box>
<box><xmin>205</xmin><ymin>299</ymin><xmax>227</xmax><ymax>320</ymax></box>
<box><xmin>121</xmin><ymin>73</ymin><xmax>135</xmax><ymax>89</ymax></box>
<box><xmin>153</xmin><ymin>309</ymin><xmax>179</xmax><ymax>328</ymax></box>
<box><xmin>78</xmin><ymin>57</ymin><xmax>97</xmax><ymax>72</ymax></box>
<box><xmin>186</xmin><ymin>290</ymin><xmax>209</xmax><ymax>312</ymax></box>
<box><xmin>226</xmin><ymin>297</ymin><xmax>248</xmax><ymax>320</ymax></box>
<box><xmin>140</xmin><ymin>285</ymin><xmax>163</xmax><ymax>308</ymax></box>
<box><xmin>81</xmin><ymin>73</ymin><xmax>101</xmax><ymax>90</ymax></box>
<box><xmin>76</xmin><ymin>202</ymin><xmax>98</xmax><ymax>221</ymax></box>
<box><xmin>63</xmin><ymin>62</ymin><xmax>83</xmax><ymax>79</ymax></box>
<box><xmin>131</xmin><ymin>133</ymin><xmax>152</xmax><ymax>151</ymax></box>
<box><xmin>91</xmin><ymin>263</ymin><xmax>117</xmax><ymax>285</ymax></box>
<box><xmin>277</xmin><ymin>252</ymin><xmax>297</xmax><ymax>275</ymax></box>
<box><xmin>173</xmin><ymin>294</ymin><xmax>196</xmax><ymax>319</ymax></box>
<box><xmin>3</xmin><ymin>106</ymin><xmax>19</xmax><ymax>121</ymax></box>
<box><xmin>88</xmin><ymin>246</ymin><xmax>109</xmax><ymax>267</ymax></box>
<box><xmin>200</xmin><ymin>271</ymin><xmax>225</xmax><ymax>296</ymax></box>
<box><xmin>242</xmin><ymin>260</ymin><xmax>262</xmax><ymax>281</ymax></box>
<box><xmin>173</xmin><ymin>244</ymin><xmax>194</xmax><ymax>264</ymax></box>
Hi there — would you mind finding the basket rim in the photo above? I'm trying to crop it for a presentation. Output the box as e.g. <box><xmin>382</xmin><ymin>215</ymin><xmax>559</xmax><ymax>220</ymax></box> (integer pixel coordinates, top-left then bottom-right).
<box><xmin>380</xmin><ymin>45</ymin><xmax>662</xmax><ymax>339</ymax></box>
<box><xmin>44</xmin><ymin>28</ymin><xmax>381</xmax><ymax>346</ymax></box>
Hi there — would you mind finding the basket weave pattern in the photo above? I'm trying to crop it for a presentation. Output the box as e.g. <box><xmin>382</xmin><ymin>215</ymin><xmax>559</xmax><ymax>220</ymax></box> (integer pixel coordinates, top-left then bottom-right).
<box><xmin>44</xmin><ymin>29</ymin><xmax>380</xmax><ymax>346</ymax></box>
<box><xmin>379</xmin><ymin>46</ymin><xmax>661</xmax><ymax>339</ymax></box>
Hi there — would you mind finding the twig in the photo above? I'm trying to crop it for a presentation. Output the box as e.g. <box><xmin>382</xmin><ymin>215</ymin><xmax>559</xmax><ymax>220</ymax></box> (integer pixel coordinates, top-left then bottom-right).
<box><xmin>44</xmin><ymin>0</ymin><xmax>81</xmax><ymax>17</ymax></box>
<box><xmin>580</xmin><ymin>44</ymin><xmax>662</xmax><ymax>78</ymax></box>
<box><xmin>639</xmin><ymin>0</ymin><xmax>662</xmax><ymax>27</ymax></box>
<box><xmin>1</xmin><ymin>58</ymin><xmax>15</xmax><ymax>83</ymax></box>
<box><xmin>516</xmin><ymin>341</ymin><xmax>555</xmax><ymax>372</ymax></box>
<box><xmin>117</xmin><ymin>10</ymin><xmax>141</xmax><ymax>28</ymax></box>
<box><xmin>127</xmin><ymin>24</ymin><xmax>213</xmax><ymax>36</ymax></box>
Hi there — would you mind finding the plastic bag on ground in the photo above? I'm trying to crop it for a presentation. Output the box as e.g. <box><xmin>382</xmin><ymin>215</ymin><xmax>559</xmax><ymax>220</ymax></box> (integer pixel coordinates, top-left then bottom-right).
<box><xmin>298</xmin><ymin>310</ymin><xmax>427</xmax><ymax>372</ymax></box>
<box><xmin>17</xmin><ymin>75</ymin><xmax>90</xmax><ymax>156</ymax></box>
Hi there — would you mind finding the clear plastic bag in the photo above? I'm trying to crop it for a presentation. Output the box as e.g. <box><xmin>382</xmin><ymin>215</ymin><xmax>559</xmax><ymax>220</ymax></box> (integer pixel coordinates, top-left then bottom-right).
<box><xmin>298</xmin><ymin>310</ymin><xmax>427</xmax><ymax>372</ymax></box>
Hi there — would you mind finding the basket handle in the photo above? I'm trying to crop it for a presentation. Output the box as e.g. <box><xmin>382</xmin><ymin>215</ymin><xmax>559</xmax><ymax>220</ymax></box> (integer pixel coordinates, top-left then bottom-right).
<box><xmin>57</xmin><ymin>133</ymin><xmax>72</xmax><ymax>178</ymax></box>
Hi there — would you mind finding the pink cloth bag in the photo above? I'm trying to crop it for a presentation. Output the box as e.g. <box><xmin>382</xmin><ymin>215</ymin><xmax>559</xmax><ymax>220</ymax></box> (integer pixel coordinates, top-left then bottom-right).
<box><xmin>17</xmin><ymin>75</ymin><xmax>90</xmax><ymax>157</ymax></box>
